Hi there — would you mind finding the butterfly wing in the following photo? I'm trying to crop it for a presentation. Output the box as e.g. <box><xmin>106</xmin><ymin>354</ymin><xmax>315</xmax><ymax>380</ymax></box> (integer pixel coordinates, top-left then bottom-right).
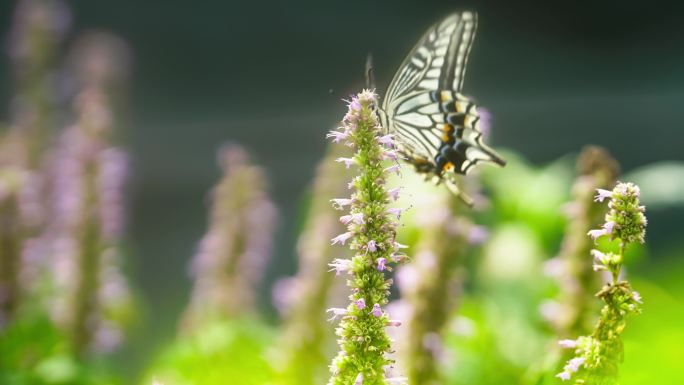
<box><xmin>380</xmin><ymin>12</ymin><xmax>504</xmax><ymax>182</ymax></box>
<box><xmin>383</xmin><ymin>12</ymin><xmax>477</xmax><ymax>106</ymax></box>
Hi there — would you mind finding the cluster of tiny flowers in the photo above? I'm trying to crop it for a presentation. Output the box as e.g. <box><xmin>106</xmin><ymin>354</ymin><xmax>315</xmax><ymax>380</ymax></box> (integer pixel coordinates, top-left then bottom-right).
<box><xmin>588</xmin><ymin>182</ymin><xmax>646</xmax><ymax>245</ymax></box>
<box><xmin>45</xmin><ymin>86</ymin><xmax>133</xmax><ymax>354</ymax></box>
<box><xmin>557</xmin><ymin>182</ymin><xmax>646</xmax><ymax>383</ymax></box>
<box><xmin>326</xmin><ymin>90</ymin><xmax>407</xmax><ymax>385</ymax></box>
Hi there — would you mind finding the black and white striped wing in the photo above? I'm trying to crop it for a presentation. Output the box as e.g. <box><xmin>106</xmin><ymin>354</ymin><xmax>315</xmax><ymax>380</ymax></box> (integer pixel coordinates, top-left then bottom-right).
<box><xmin>383</xmin><ymin>12</ymin><xmax>477</xmax><ymax>105</ymax></box>
<box><xmin>387</xmin><ymin>89</ymin><xmax>503</xmax><ymax>173</ymax></box>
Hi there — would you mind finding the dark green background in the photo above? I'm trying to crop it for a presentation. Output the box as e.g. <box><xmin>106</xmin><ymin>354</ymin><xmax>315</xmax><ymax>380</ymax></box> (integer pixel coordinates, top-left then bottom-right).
<box><xmin>1</xmin><ymin>0</ymin><xmax>683</xmax><ymax>378</ymax></box>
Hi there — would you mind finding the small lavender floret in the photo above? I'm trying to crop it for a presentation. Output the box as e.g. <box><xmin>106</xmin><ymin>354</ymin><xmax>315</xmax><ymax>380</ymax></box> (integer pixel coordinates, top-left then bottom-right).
<box><xmin>371</xmin><ymin>303</ymin><xmax>383</xmax><ymax>317</ymax></box>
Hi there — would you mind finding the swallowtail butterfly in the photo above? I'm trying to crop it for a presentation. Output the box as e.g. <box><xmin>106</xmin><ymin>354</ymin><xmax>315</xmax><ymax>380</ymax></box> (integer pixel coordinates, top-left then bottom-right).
<box><xmin>378</xmin><ymin>12</ymin><xmax>505</xmax><ymax>204</ymax></box>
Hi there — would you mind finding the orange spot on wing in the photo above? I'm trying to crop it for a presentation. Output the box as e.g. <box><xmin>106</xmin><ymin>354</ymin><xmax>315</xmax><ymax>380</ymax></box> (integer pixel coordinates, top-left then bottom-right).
<box><xmin>442</xmin><ymin>124</ymin><xmax>453</xmax><ymax>142</ymax></box>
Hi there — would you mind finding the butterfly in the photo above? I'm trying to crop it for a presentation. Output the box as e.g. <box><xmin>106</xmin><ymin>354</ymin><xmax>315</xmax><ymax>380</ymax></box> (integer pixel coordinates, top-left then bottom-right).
<box><xmin>377</xmin><ymin>11</ymin><xmax>505</xmax><ymax>205</ymax></box>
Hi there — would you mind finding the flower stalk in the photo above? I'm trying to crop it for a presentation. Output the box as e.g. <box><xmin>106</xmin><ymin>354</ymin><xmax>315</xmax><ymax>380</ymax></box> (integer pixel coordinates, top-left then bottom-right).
<box><xmin>0</xmin><ymin>0</ymin><xmax>69</xmax><ymax>328</ymax></box>
<box><xmin>327</xmin><ymin>90</ymin><xmax>407</xmax><ymax>385</ymax></box>
<box><xmin>543</xmin><ymin>146</ymin><xmax>620</xmax><ymax>337</ymax></box>
<box><xmin>183</xmin><ymin>144</ymin><xmax>277</xmax><ymax>329</ymax></box>
<box><xmin>556</xmin><ymin>182</ymin><xmax>646</xmax><ymax>384</ymax></box>
<box><xmin>47</xmin><ymin>33</ymin><xmax>133</xmax><ymax>355</ymax></box>
<box><xmin>8</xmin><ymin>0</ymin><xmax>70</xmax><ymax>166</ymax></box>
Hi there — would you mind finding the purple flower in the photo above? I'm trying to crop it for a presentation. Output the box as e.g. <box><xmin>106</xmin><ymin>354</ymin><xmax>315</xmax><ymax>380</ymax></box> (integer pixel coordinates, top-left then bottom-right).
<box><xmin>326</xmin><ymin>130</ymin><xmax>349</xmax><ymax>143</ymax></box>
<box><xmin>594</xmin><ymin>188</ymin><xmax>613</xmax><ymax>202</ymax></box>
<box><xmin>336</xmin><ymin>157</ymin><xmax>356</xmax><ymax>169</ymax></box>
<box><xmin>386</xmin><ymin>207</ymin><xmax>404</xmax><ymax>219</ymax></box>
<box><xmin>367</xmin><ymin>240</ymin><xmax>377</xmax><ymax>252</ymax></box>
<box><xmin>387</xmin><ymin>187</ymin><xmax>401</xmax><ymax>201</ymax></box>
<box><xmin>358</xmin><ymin>89</ymin><xmax>377</xmax><ymax>103</ymax></box>
<box><xmin>587</xmin><ymin>228</ymin><xmax>608</xmax><ymax>241</ymax></box>
<box><xmin>558</xmin><ymin>339</ymin><xmax>578</xmax><ymax>349</ymax></box>
<box><xmin>376</xmin><ymin>134</ymin><xmax>395</xmax><ymax>147</ymax></box>
<box><xmin>340</xmin><ymin>212</ymin><xmax>364</xmax><ymax>225</ymax></box>
<box><xmin>390</xmin><ymin>253</ymin><xmax>406</xmax><ymax>263</ymax></box>
<box><xmin>386</xmin><ymin>377</ymin><xmax>408</xmax><ymax>385</ymax></box>
<box><xmin>326</xmin><ymin>307</ymin><xmax>348</xmax><ymax>321</ymax></box>
<box><xmin>371</xmin><ymin>303</ymin><xmax>383</xmax><ymax>317</ymax></box>
<box><xmin>385</xmin><ymin>164</ymin><xmax>401</xmax><ymax>175</ymax></box>
<box><xmin>556</xmin><ymin>371</ymin><xmax>571</xmax><ymax>381</ymax></box>
<box><xmin>349</xmin><ymin>98</ymin><xmax>362</xmax><ymax>112</ymax></box>
<box><xmin>467</xmin><ymin>225</ymin><xmax>489</xmax><ymax>245</ymax></box>
<box><xmin>376</xmin><ymin>257</ymin><xmax>387</xmax><ymax>271</ymax></box>
<box><xmin>603</xmin><ymin>221</ymin><xmax>615</xmax><ymax>234</ymax></box>
<box><xmin>355</xmin><ymin>298</ymin><xmax>366</xmax><ymax>310</ymax></box>
<box><xmin>354</xmin><ymin>373</ymin><xmax>364</xmax><ymax>385</ymax></box>
<box><xmin>329</xmin><ymin>259</ymin><xmax>353</xmax><ymax>276</ymax></box>
<box><xmin>588</xmin><ymin>221</ymin><xmax>616</xmax><ymax>241</ymax></box>
<box><xmin>331</xmin><ymin>232</ymin><xmax>353</xmax><ymax>245</ymax></box>
<box><xmin>567</xmin><ymin>357</ymin><xmax>585</xmax><ymax>372</ymax></box>
<box><xmin>331</xmin><ymin>198</ymin><xmax>353</xmax><ymax>210</ymax></box>
<box><xmin>382</xmin><ymin>150</ymin><xmax>398</xmax><ymax>161</ymax></box>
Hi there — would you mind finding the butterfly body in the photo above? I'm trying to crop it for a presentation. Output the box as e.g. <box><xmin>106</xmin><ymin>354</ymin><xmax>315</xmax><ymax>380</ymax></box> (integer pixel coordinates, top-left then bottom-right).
<box><xmin>378</xmin><ymin>12</ymin><xmax>505</xmax><ymax>202</ymax></box>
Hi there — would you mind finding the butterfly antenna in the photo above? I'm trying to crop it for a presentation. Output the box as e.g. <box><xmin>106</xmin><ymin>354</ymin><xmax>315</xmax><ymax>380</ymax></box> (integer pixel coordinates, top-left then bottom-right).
<box><xmin>365</xmin><ymin>52</ymin><xmax>376</xmax><ymax>89</ymax></box>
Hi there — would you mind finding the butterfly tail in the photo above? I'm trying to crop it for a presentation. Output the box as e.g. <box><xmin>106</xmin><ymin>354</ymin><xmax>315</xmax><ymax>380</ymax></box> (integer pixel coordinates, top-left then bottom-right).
<box><xmin>444</xmin><ymin>174</ymin><xmax>474</xmax><ymax>207</ymax></box>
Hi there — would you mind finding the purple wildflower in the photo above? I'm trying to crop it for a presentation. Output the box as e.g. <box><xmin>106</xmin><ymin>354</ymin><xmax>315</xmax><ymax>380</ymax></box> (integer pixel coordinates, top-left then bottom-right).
<box><xmin>349</xmin><ymin>98</ymin><xmax>362</xmax><ymax>112</ymax></box>
<box><xmin>467</xmin><ymin>225</ymin><xmax>489</xmax><ymax>245</ymax></box>
<box><xmin>355</xmin><ymin>298</ymin><xmax>366</xmax><ymax>310</ymax></box>
<box><xmin>382</xmin><ymin>150</ymin><xmax>399</xmax><ymax>161</ymax></box>
<box><xmin>329</xmin><ymin>258</ymin><xmax>353</xmax><ymax>276</ymax></box>
<box><xmin>386</xmin><ymin>207</ymin><xmax>404</xmax><ymax>219</ymax></box>
<box><xmin>594</xmin><ymin>188</ymin><xmax>613</xmax><ymax>202</ymax></box>
<box><xmin>376</xmin><ymin>134</ymin><xmax>395</xmax><ymax>147</ymax></box>
<box><xmin>327</xmin><ymin>307</ymin><xmax>348</xmax><ymax>321</ymax></box>
<box><xmin>327</xmin><ymin>130</ymin><xmax>349</xmax><ymax>143</ymax></box>
<box><xmin>340</xmin><ymin>212</ymin><xmax>364</xmax><ymax>225</ymax></box>
<box><xmin>331</xmin><ymin>232</ymin><xmax>353</xmax><ymax>246</ymax></box>
<box><xmin>558</xmin><ymin>339</ymin><xmax>578</xmax><ymax>349</ymax></box>
<box><xmin>371</xmin><ymin>303</ymin><xmax>383</xmax><ymax>317</ymax></box>
<box><xmin>385</xmin><ymin>164</ymin><xmax>401</xmax><ymax>175</ymax></box>
<box><xmin>567</xmin><ymin>357</ymin><xmax>585</xmax><ymax>372</ymax></box>
<box><xmin>587</xmin><ymin>228</ymin><xmax>608</xmax><ymax>241</ymax></box>
<box><xmin>603</xmin><ymin>220</ymin><xmax>615</xmax><ymax>234</ymax></box>
<box><xmin>387</xmin><ymin>187</ymin><xmax>401</xmax><ymax>201</ymax></box>
<box><xmin>336</xmin><ymin>157</ymin><xmax>356</xmax><ymax>169</ymax></box>
<box><xmin>367</xmin><ymin>240</ymin><xmax>377</xmax><ymax>252</ymax></box>
<box><xmin>331</xmin><ymin>198</ymin><xmax>353</xmax><ymax>210</ymax></box>
<box><xmin>376</xmin><ymin>257</ymin><xmax>387</xmax><ymax>271</ymax></box>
